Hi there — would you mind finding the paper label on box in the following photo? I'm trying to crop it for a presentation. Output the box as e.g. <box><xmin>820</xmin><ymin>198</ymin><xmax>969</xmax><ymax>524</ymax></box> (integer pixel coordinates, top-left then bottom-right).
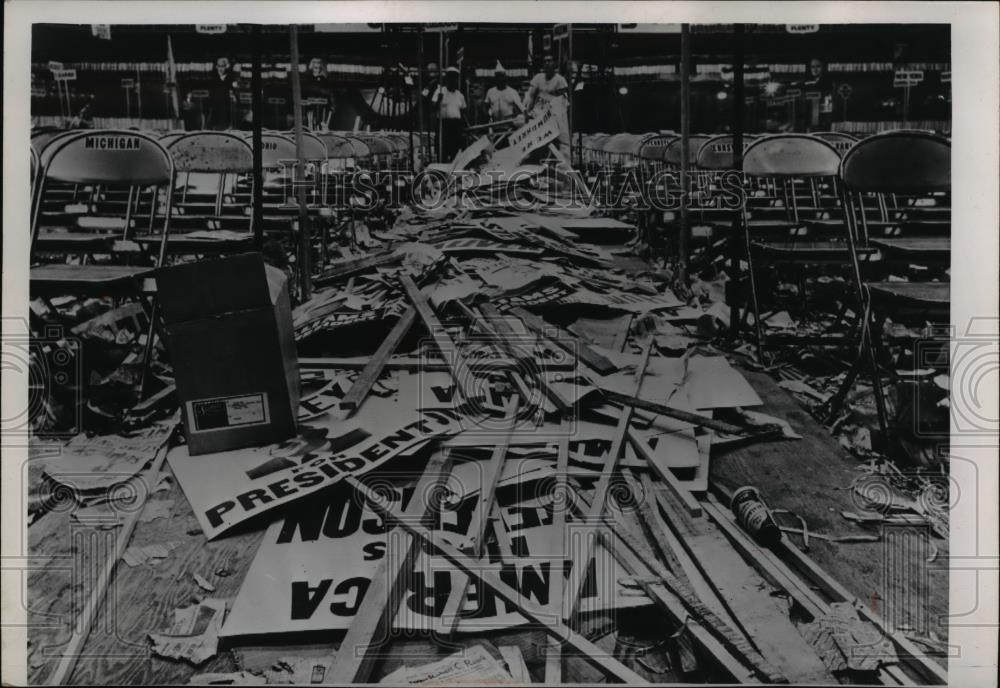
<box><xmin>188</xmin><ymin>393</ymin><xmax>270</xmax><ymax>433</ymax></box>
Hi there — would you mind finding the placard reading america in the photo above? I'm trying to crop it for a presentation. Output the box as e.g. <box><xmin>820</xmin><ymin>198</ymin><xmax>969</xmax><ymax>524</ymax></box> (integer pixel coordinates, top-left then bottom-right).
<box><xmin>221</xmin><ymin>485</ymin><xmax>650</xmax><ymax>637</ymax></box>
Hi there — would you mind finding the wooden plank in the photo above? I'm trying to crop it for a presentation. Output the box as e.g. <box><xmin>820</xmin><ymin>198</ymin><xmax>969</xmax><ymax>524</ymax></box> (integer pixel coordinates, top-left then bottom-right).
<box><xmin>598</xmin><ymin>388</ymin><xmax>758</xmax><ymax>436</ymax></box>
<box><xmin>591</xmin><ymin>521</ymin><xmax>761</xmax><ymax>684</ymax></box>
<box><xmin>628</xmin><ymin>429</ymin><xmax>703</xmax><ymax>516</ymax></box>
<box><xmin>476</xmin><ymin>303</ymin><xmax>573</xmax><ymax>413</ymax></box>
<box><xmin>612</xmin><ymin>313</ymin><xmax>633</xmax><ymax>353</ymax></box>
<box><xmin>701</xmin><ymin>502</ymin><xmax>922</xmax><ymax>687</ymax></box>
<box><xmin>570</xmin><ymin>490</ymin><xmax>779</xmax><ymax>684</ymax></box>
<box><xmin>338</xmin><ymin>307</ymin><xmax>416</xmax><ymax>413</ymax></box>
<box><xmin>777</xmin><ymin>533</ymin><xmax>949</xmax><ymax>685</ymax></box>
<box><xmin>509</xmin><ymin>306</ymin><xmax>618</xmax><ymax>375</ymax></box>
<box><xmin>632</xmin><ymin>473</ymin><xmax>743</xmax><ymax>632</ymax></box>
<box><xmin>544</xmin><ymin>417</ymin><xmax>572</xmax><ymax>684</ymax></box>
<box><xmin>399</xmin><ymin>273</ymin><xmax>482</xmax><ymax>405</ymax></box>
<box><xmin>653</xmin><ymin>492</ymin><xmax>834</xmax><ymax>684</ymax></box>
<box><xmin>327</xmin><ymin>450</ymin><xmax>453</xmax><ymax>684</ymax></box>
<box><xmin>343</xmin><ymin>476</ymin><xmax>648</xmax><ymax>684</ymax></box>
<box><xmin>438</xmin><ymin>398</ymin><xmax>519</xmax><ymax>636</ymax></box>
<box><xmin>563</xmin><ymin>340</ymin><xmax>652</xmax><ymax>622</ymax></box>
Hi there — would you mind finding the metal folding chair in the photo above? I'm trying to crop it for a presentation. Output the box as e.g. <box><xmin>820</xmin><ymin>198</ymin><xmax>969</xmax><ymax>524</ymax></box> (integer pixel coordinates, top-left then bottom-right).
<box><xmin>819</xmin><ymin>132</ymin><xmax>951</xmax><ymax>452</ymax></box>
<box><xmin>29</xmin><ymin>129</ymin><xmax>176</xmax><ymax>398</ymax></box>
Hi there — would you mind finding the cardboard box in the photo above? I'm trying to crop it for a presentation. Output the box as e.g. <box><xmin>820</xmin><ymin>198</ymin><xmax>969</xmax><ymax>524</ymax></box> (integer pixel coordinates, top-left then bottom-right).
<box><xmin>157</xmin><ymin>253</ymin><xmax>299</xmax><ymax>455</ymax></box>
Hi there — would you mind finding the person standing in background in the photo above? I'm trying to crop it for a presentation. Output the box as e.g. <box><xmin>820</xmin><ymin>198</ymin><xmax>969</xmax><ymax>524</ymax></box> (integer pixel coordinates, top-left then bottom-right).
<box><xmin>524</xmin><ymin>52</ymin><xmax>570</xmax><ymax>149</ymax></box>
<box><xmin>804</xmin><ymin>57</ymin><xmax>834</xmax><ymax>131</ymax></box>
<box><xmin>432</xmin><ymin>66</ymin><xmax>467</xmax><ymax>162</ymax></box>
<box><xmin>303</xmin><ymin>57</ymin><xmax>334</xmax><ymax>130</ymax></box>
<box><xmin>485</xmin><ymin>61</ymin><xmax>523</xmax><ymax>124</ymax></box>
<box><xmin>206</xmin><ymin>56</ymin><xmax>238</xmax><ymax>130</ymax></box>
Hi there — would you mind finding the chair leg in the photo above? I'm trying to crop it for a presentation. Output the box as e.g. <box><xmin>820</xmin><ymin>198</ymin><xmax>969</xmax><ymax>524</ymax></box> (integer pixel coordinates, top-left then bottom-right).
<box><xmin>864</xmin><ymin>313</ymin><xmax>895</xmax><ymax>453</ymax></box>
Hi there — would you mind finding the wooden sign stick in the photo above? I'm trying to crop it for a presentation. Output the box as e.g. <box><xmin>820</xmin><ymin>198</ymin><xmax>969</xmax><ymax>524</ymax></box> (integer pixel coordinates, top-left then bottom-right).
<box><xmin>399</xmin><ymin>273</ymin><xmax>482</xmax><ymax>405</ymax></box>
<box><xmin>344</xmin><ymin>475</ymin><xmax>648</xmax><ymax>684</ymax></box>
<box><xmin>563</xmin><ymin>339</ymin><xmax>652</xmax><ymax>622</ymax></box>
<box><xmin>338</xmin><ymin>307</ymin><xmax>416</xmax><ymax>413</ymax></box>
<box><xmin>328</xmin><ymin>449</ymin><xmax>453</xmax><ymax>684</ymax></box>
<box><xmin>544</xmin><ymin>416</ymin><xmax>573</xmax><ymax>684</ymax></box>
<box><xmin>437</xmin><ymin>396</ymin><xmax>520</xmax><ymax>636</ymax></box>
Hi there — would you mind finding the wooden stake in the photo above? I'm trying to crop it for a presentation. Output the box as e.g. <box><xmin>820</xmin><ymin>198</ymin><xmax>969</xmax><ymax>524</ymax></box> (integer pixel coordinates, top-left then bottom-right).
<box><xmin>328</xmin><ymin>450</ymin><xmax>453</xmax><ymax>684</ymax></box>
<box><xmin>563</xmin><ymin>340</ymin><xmax>652</xmax><ymax>621</ymax></box>
<box><xmin>544</xmin><ymin>416</ymin><xmax>572</xmax><ymax>684</ymax></box>
<box><xmin>399</xmin><ymin>273</ymin><xmax>482</xmax><ymax>404</ymax></box>
<box><xmin>509</xmin><ymin>306</ymin><xmax>617</xmax><ymax>375</ymax></box>
<box><xmin>339</xmin><ymin>307</ymin><xmax>416</xmax><ymax>413</ymax></box>
<box><xmin>438</xmin><ymin>397</ymin><xmax>520</xmax><ymax>635</ymax></box>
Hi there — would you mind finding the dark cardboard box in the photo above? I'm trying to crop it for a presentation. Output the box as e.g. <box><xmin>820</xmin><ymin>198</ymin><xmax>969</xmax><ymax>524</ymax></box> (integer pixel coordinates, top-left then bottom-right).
<box><xmin>157</xmin><ymin>253</ymin><xmax>299</xmax><ymax>455</ymax></box>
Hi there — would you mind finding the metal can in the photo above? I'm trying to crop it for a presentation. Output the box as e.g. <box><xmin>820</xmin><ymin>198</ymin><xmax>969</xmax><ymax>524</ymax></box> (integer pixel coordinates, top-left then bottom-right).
<box><xmin>731</xmin><ymin>486</ymin><xmax>782</xmax><ymax>547</ymax></box>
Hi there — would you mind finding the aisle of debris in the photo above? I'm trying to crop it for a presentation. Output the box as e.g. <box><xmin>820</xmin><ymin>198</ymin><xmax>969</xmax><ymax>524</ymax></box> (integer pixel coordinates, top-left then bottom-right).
<box><xmin>25</xmin><ymin>128</ymin><xmax>951</xmax><ymax>686</ymax></box>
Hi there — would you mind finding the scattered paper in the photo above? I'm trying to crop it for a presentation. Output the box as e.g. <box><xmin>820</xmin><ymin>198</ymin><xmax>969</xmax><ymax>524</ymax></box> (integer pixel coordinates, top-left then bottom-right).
<box><xmin>148</xmin><ymin>598</ymin><xmax>227</xmax><ymax>666</ymax></box>
<box><xmin>193</xmin><ymin>572</ymin><xmax>217</xmax><ymax>593</ymax></box>
<box><xmin>122</xmin><ymin>541</ymin><xmax>183</xmax><ymax>568</ymax></box>
<box><xmin>379</xmin><ymin>645</ymin><xmax>513</xmax><ymax>685</ymax></box>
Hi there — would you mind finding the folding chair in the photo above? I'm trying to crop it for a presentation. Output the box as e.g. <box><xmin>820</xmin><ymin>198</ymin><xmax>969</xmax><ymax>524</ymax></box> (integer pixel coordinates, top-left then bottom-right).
<box><xmin>820</xmin><ymin>131</ymin><xmax>951</xmax><ymax>451</ymax></box>
<box><xmin>29</xmin><ymin>129</ymin><xmax>175</xmax><ymax>398</ymax></box>
<box><xmin>145</xmin><ymin>131</ymin><xmax>258</xmax><ymax>258</ymax></box>
<box><xmin>735</xmin><ymin>134</ymin><xmax>875</xmax><ymax>359</ymax></box>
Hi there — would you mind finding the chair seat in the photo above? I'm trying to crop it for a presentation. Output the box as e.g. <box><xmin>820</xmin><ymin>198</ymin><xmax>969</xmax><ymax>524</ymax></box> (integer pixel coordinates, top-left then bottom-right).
<box><xmin>867</xmin><ymin>281</ymin><xmax>950</xmax><ymax>316</ymax></box>
<box><xmin>751</xmin><ymin>240</ymin><xmax>876</xmax><ymax>263</ymax></box>
<box><xmin>134</xmin><ymin>233</ymin><xmax>254</xmax><ymax>254</ymax></box>
<box><xmin>870</xmin><ymin>237</ymin><xmax>950</xmax><ymax>260</ymax></box>
<box><xmin>30</xmin><ymin>264</ymin><xmax>155</xmax><ymax>297</ymax></box>
<box><xmin>35</xmin><ymin>232</ymin><xmax>115</xmax><ymax>252</ymax></box>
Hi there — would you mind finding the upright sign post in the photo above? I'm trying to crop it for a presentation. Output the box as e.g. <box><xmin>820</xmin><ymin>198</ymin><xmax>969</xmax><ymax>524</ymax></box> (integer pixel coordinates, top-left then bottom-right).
<box><xmin>52</xmin><ymin>68</ymin><xmax>77</xmax><ymax>122</ymax></box>
<box><xmin>893</xmin><ymin>69</ymin><xmax>923</xmax><ymax>126</ymax></box>
<box><xmin>121</xmin><ymin>78</ymin><xmax>135</xmax><ymax>118</ymax></box>
<box><xmin>554</xmin><ymin>24</ymin><xmax>573</xmax><ymax>165</ymax></box>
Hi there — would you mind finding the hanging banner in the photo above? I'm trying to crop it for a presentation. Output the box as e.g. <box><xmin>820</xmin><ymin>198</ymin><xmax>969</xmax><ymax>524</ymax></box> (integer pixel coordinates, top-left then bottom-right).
<box><xmin>220</xmin><ymin>485</ymin><xmax>650</xmax><ymax>638</ymax></box>
<box><xmin>196</xmin><ymin>24</ymin><xmax>227</xmax><ymax>34</ymax></box>
<box><xmin>168</xmin><ymin>402</ymin><xmax>465</xmax><ymax>539</ymax></box>
<box><xmin>91</xmin><ymin>24</ymin><xmax>111</xmax><ymax>40</ymax></box>
<box><xmin>52</xmin><ymin>69</ymin><xmax>78</xmax><ymax>81</ymax></box>
<box><xmin>786</xmin><ymin>24</ymin><xmax>820</xmax><ymax>34</ymax></box>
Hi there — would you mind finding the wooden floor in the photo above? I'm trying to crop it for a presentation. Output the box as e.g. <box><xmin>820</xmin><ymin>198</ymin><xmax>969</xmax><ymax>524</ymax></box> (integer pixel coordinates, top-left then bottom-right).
<box><xmin>26</xmin><ymin>366</ymin><xmax>948</xmax><ymax>684</ymax></box>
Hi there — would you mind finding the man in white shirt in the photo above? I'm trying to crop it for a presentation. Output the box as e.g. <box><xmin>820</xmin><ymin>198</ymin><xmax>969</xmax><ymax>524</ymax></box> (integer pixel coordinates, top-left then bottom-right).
<box><xmin>485</xmin><ymin>62</ymin><xmax>523</xmax><ymax>123</ymax></box>
<box><xmin>524</xmin><ymin>52</ymin><xmax>570</xmax><ymax>148</ymax></box>
<box><xmin>432</xmin><ymin>66</ymin><xmax>467</xmax><ymax>162</ymax></box>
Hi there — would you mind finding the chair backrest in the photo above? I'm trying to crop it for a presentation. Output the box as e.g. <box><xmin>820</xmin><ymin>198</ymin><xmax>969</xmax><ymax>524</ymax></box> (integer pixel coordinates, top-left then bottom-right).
<box><xmin>639</xmin><ymin>133</ymin><xmax>677</xmax><ymax>161</ymax></box>
<box><xmin>258</xmin><ymin>132</ymin><xmax>298</xmax><ymax>168</ymax></box>
<box><xmin>696</xmin><ymin>134</ymin><xmax>755</xmax><ymax>171</ymax></box>
<box><xmin>344</xmin><ymin>135</ymin><xmax>372</xmax><ymax>160</ymax></box>
<box><xmin>39</xmin><ymin>129</ymin><xmax>173</xmax><ymax>186</ymax></box>
<box><xmin>813</xmin><ymin>131</ymin><xmax>857</xmax><ymax>155</ymax></box>
<box><xmin>839</xmin><ymin>130</ymin><xmax>950</xmax><ymax>192</ymax></box>
<box><xmin>743</xmin><ymin>134</ymin><xmax>841</xmax><ymax>178</ymax></box>
<box><xmin>314</xmin><ymin>132</ymin><xmax>357</xmax><ymax>159</ymax></box>
<box><xmin>167</xmin><ymin>131</ymin><xmax>254</xmax><ymax>173</ymax></box>
<box><xmin>663</xmin><ymin>134</ymin><xmax>711</xmax><ymax>166</ymax></box>
<box><xmin>159</xmin><ymin>131</ymin><xmax>187</xmax><ymax>148</ymax></box>
<box><xmin>277</xmin><ymin>131</ymin><xmax>328</xmax><ymax>161</ymax></box>
<box><xmin>30</xmin><ymin>146</ymin><xmax>39</xmax><ymax>181</ymax></box>
<box><xmin>31</xmin><ymin>129</ymin><xmax>75</xmax><ymax>156</ymax></box>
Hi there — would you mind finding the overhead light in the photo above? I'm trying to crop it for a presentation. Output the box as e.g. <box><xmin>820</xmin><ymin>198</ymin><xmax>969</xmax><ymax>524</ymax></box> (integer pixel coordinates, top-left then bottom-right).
<box><xmin>618</xmin><ymin>86</ymin><xmax>628</xmax><ymax>95</ymax></box>
<box><xmin>717</xmin><ymin>90</ymin><xmax>728</xmax><ymax>100</ymax></box>
<box><xmin>763</xmin><ymin>81</ymin><xmax>780</xmax><ymax>96</ymax></box>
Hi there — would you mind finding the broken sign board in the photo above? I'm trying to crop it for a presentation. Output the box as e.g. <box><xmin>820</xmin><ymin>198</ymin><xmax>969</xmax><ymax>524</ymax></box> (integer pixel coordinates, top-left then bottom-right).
<box><xmin>221</xmin><ymin>485</ymin><xmax>649</xmax><ymax>637</ymax></box>
<box><xmin>168</xmin><ymin>400</ymin><xmax>464</xmax><ymax>540</ymax></box>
